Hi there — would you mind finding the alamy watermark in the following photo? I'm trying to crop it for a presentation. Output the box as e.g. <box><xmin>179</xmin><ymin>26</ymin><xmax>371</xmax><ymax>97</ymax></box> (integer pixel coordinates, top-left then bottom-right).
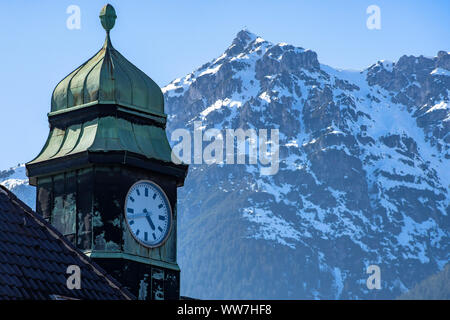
<box><xmin>366</xmin><ymin>264</ymin><xmax>381</xmax><ymax>290</ymax></box>
<box><xmin>171</xmin><ymin>121</ymin><xmax>280</xmax><ymax>176</ymax></box>
<box><xmin>366</xmin><ymin>5</ymin><xmax>381</xmax><ymax>30</ymax></box>
<box><xmin>66</xmin><ymin>5</ymin><xmax>81</xmax><ymax>30</ymax></box>
<box><xmin>66</xmin><ymin>265</ymin><xmax>81</xmax><ymax>289</ymax></box>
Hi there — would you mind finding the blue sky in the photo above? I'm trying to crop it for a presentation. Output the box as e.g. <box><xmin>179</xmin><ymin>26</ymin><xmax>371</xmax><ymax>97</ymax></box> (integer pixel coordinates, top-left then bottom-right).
<box><xmin>0</xmin><ymin>0</ymin><xmax>448</xmax><ymax>169</ymax></box>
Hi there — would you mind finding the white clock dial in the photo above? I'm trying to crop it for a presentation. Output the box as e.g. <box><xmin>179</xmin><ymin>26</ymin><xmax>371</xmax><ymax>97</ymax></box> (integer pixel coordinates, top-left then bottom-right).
<box><xmin>124</xmin><ymin>180</ymin><xmax>172</xmax><ymax>248</ymax></box>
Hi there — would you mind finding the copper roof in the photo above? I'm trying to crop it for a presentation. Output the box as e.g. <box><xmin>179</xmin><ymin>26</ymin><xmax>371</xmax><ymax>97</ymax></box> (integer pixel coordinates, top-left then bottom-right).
<box><xmin>50</xmin><ymin>4</ymin><xmax>165</xmax><ymax>118</ymax></box>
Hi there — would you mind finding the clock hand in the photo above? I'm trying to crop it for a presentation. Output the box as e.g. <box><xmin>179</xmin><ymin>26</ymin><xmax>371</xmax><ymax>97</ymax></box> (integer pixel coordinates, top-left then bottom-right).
<box><xmin>127</xmin><ymin>212</ymin><xmax>148</xmax><ymax>219</ymax></box>
<box><xmin>145</xmin><ymin>214</ymin><xmax>156</xmax><ymax>231</ymax></box>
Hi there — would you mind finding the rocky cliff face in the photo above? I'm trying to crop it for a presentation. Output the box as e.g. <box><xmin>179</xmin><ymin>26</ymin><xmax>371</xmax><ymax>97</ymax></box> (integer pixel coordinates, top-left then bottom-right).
<box><xmin>163</xmin><ymin>30</ymin><xmax>449</xmax><ymax>299</ymax></box>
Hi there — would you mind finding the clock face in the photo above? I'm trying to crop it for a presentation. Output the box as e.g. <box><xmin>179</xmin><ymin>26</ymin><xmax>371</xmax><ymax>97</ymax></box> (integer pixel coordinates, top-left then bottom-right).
<box><xmin>124</xmin><ymin>180</ymin><xmax>172</xmax><ymax>248</ymax></box>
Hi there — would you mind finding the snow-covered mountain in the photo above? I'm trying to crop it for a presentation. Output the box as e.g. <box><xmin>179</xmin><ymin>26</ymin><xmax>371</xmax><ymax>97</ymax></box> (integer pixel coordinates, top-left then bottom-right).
<box><xmin>0</xmin><ymin>164</ymin><xmax>34</xmax><ymax>208</ymax></box>
<box><xmin>163</xmin><ymin>30</ymin><xmax>449</xmax><ymax>299</ymax></box>
<box><xmin>2</xmin><ymin>30</ymin><xmax>449</xmax><ymax>299</ymax></box>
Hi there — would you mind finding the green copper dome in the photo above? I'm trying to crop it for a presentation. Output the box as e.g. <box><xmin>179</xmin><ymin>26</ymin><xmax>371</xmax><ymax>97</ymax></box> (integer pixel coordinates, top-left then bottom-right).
<box><xmin>51</xmin><ymin>4</ymin><xmax>164</xmax><ymax>117</ymax></box>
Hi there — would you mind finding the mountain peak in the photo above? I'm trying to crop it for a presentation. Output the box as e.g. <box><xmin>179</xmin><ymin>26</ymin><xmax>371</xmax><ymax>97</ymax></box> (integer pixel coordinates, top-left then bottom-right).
<box><xmin>234</xmin><ymin>29</ymin><xmax>259</xmax><ymax>44</ymax></box>
<box><xmin>226</xmin><ymin>29</ymin><xmax>263</xmax><ymax>56</ymax></box>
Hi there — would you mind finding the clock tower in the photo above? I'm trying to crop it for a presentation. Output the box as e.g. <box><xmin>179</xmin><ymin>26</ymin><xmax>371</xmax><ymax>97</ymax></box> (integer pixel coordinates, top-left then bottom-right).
<box><xmin>26</xmin><ymin>4</ymin><xmax>188</xmax><ymax>300</ymax></box>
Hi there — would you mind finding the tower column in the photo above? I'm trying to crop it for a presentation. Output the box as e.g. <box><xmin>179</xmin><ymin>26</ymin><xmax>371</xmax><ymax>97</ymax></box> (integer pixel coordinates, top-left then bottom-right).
<box><xmin>26</xmin><ymin>4</ymin><xmax>188</xmax><ymax>300</ymax></box>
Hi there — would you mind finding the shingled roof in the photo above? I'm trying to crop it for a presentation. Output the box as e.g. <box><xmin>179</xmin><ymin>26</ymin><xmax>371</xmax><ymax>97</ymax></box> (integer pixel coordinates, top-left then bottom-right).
<box><xmin>0</xmin><ymin>185</ymin><xmax>135</xmax><ymax>300</ymax></box>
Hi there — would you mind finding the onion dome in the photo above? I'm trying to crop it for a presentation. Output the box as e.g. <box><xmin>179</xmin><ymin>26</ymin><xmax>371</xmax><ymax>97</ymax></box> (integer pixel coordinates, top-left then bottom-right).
<box><xmin>50</xmin><ymin>4</ymin><xmax>164</xmax><ymax>117</ymax></box>
<box><xmin>27</xmin><ymin>4</ymin><xmax>188</xmax><ymax>186</ymax></box>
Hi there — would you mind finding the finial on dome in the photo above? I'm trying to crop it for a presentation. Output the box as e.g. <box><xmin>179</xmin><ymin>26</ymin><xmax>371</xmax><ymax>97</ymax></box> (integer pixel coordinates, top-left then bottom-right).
<box><xmin>99</xmin><ymin>4</ymin><xmax>117</xmax><ymax>32</ymax></box>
